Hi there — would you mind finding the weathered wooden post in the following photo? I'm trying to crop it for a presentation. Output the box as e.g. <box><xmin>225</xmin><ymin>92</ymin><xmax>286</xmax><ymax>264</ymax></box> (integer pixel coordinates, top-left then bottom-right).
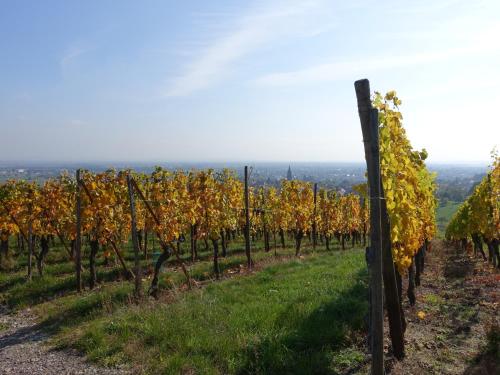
<box><xmin>355</xmin><ymin>79</ymin><xmax>384</xmax><ymax>375</ymax></box>
<box><xmin>26</xmin><ymin>187</ymin><xmax>33</xmax><ymax>281</ymax></box>
<box><xmin>312</xmin><ymin>183</ymin><xmax>318</xmax><ymax>250</ymax></box>
<box><xmin>407</xmin><ymin>259</ymin><xmax>416</xmax><ymax>306</ymax></box>
<box><xmin>262</xmin><ymin>190</ymin><xmax>270</xmax><ymax>252</ymax></box>
<box><xmin>244</xmin><ymin>166</ymin><xmax>252</xmax><ymax>269</ymax></box>
<box><xmin>127</xmin><ymin>174</ymin><xmax>142</xmax><ymax>298</ymax></box>
<box><xmin>75</xmin><ymin>169</ymin><xmax>83</xmax><ymax>292</ymax></box>
<box><xmin>381</xmin><ymin>189</ymin><xmax>406</xmax><ymax>358</ymax></box>
<box><xmin>212</xmin><ymin>238</ymin><xmax>220</xmax><ymax>279</ymax></box>
<box><xmin>27</xmin><ymin>220</ymin><xmax>33</xmax><ymax>281</ymax></box>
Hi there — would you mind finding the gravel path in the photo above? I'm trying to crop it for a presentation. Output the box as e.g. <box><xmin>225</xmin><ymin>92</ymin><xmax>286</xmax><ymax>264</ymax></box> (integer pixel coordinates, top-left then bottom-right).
<box><xmin>0</xmin><ymin>306</ymin><xmax>130</xmax><ymax>375</ymax></box>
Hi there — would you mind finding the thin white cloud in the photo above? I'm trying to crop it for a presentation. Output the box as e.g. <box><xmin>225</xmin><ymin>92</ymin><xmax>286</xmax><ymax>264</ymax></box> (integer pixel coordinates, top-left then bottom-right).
<box><xmin>254</xmin><ymin>26</ymin><xmax>500</xmax><ymax>87</ymax></box>
<box><xmin>164</xmin><ymin>0</ymin><xmax>332</xmax><ymax>97</ymax></box>
<box><xmin>60</xmin><ymin>46</ymin><xmax>89</xmax><ymax>69</ymax></box>
<box><xmin>387</xmin><ymin>0</ymin><xmax>466</xmax><ymax>14</ymax></box>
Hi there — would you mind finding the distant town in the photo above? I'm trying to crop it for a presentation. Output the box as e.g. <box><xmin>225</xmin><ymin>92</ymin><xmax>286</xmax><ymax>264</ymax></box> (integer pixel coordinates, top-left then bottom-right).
<box><xmin>0</xmin><ymin>161</ymin><xmax>487</xmax><ymax>202</ymax></box>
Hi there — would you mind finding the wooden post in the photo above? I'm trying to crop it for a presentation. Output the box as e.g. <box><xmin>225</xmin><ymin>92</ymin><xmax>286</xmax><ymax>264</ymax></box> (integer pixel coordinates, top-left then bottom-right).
<box><xmin>312</xmin><ymin>183</ymin><xmax>318</xmax><ymax>250</ymax></box>
<box><xmin>127</xmin><ymin>175</ymin><xmax>142</xmax><ymax>298</ymax></box>
<box><xmin>261</xmin><ymin>189</ymin><xmax>270</xmax><ymax>252</ymax></box>
<box><xmin>212</xmin><ymin>239</ymin><xmax>220</xmax><ymax>279</ymax></box>
<box><xmin>361</xmin><ymin>197</ymin><xmax>367</xmax><ymax>247</ymax></box>
<box><xmin>27</xmin><ymin>220</ymin><xmax>33</xmax><ymax>281</ymax></box>
<box><xmin>75</xmin><ymin>169</ymin><xmax>83</xmax><ymax>293</ymax></box>
<box><xmin>190</xmin><ymin>224</ymin><xmax>196</xmax><ymax>261</ymax></box>
<box><xmin>244</xmin><ymin>166</ymin><xmax>252</xmax><ymax>269</ymax></box>
<box><xmin>407</xmin><ymin>258</ymin><xmax>416</xmax><ymax>306</ymax></box>
<box><xmin>355</xmin><ymin>79</ymin><xmax>384</xmax><ymax>375</ymax></box>
<box><xmin>380</xmin><ymin>190</ymin><xmax>405</xmax><ymax>359</ymax></box>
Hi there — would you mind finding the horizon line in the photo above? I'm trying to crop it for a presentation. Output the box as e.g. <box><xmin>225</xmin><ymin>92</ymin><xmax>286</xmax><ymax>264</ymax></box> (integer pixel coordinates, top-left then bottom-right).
<box><xmin>0</xmin><ymin>159</ymin><xmax>491</xmax><ymax>166</ymax></box>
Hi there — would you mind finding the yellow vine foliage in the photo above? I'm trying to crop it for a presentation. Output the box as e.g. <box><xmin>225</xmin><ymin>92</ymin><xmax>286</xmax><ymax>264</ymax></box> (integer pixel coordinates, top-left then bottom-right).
<box><xmin>374</xmin><ymin>91</ymin><xmax>437</xmax><ymax>273</ymax></box>
<box><xmin>280</xmin><ymin>180</ymin><xmax>314</xmax><ymax>236</ymax></box>
<box><xmin>79</xmin><ymin>170</ymin><xmax>131</xmax><ymax>245</ymax></box>
<box><xmin>0</xmin><ymin>169</ymin><xmax>368</xmax><ymax>252</ymax></box>
<box><xmin>446</xmin><ymin>151</ymin><xmax>500</xmax><ymax>241</ymax></box>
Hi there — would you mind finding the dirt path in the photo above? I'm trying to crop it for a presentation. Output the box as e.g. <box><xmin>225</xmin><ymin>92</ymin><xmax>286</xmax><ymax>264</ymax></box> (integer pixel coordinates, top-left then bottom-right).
<box><xmin>0</xmin><ymin>306</ymin><xmax>129</xmax><ymax>375</ymax></box>
<box><xmin>387</xmin><ymin>240</ymin><xmax>499</xmax><ymax>374</ymax></box>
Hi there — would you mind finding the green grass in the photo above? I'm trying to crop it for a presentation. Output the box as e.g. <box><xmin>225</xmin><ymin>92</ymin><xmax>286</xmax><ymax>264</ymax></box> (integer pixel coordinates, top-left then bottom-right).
<box><xmin>48</xmin><ymin>249</ymin><xmax>368</xmax><ymax>374</ymax></box>
<box><xmin>0</xmin><ymin>235</ymin><xmax>351</xmax><ymax>310</ymax></box>
<box><xmin>436</xmin><ymin>200</ymin><xmax>462</xmax><ymax>237</ymax></box>
<box><xmin>423</xmin><ymin>293</ymin><xmax>444</xmax><ymax>307</ymax></box>
<box><xmin>0</xmin><ymin>322</ymin><xmax>8</xmax><ymax>332</ymax></box>
<box><xmin>1</xmin><ymin>235</ymin><xmax>367</xmax><ymax>374</ymax></box>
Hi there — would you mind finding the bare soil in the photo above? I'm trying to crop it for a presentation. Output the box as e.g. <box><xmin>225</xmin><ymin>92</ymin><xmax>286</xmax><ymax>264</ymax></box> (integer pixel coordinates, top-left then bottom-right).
<box><xmin>386</xmin><ymin>240</ymin><xmax>499</xmax><ymax>375</ymax></box>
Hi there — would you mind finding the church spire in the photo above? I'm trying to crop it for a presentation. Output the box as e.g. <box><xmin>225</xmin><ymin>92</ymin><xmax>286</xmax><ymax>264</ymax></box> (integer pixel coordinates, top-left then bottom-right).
<box><xmin>287</xmin><ymin>165</ymin><xmax>293</xmax><ymax>180</ymax></box>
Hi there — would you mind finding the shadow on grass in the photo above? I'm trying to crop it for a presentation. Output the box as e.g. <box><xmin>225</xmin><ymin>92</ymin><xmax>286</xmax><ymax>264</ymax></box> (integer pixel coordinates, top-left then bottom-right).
<box><xmin>239</xmin><ymin>268</ymin><xmax>368</xmax><ymax>375</ymax></box>
<box><xmin>39</xmin><ymin>285</ymin><xmax>133</xmax><ymax>335</ymax></box>
<box><xmin>0</xmin><ymin>274</ymin><xmax>26</xmax><ymax>292</ymax></box>
<box><xmin>4</xmin><ymin>276</ymin><xmax>76</xmax><ymax>308</ymax></box>
<box><xmin>2</xmin><ymin>264</ymin><xmax>135</xmax><ymax>310</ymax></box>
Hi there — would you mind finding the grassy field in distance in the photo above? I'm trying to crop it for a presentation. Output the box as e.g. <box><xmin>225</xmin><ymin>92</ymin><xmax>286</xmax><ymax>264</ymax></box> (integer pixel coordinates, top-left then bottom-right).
<box><xmin>436</xmin><ymin>200</ymin><xmax>462</xmax><ymax>237</ymax></box>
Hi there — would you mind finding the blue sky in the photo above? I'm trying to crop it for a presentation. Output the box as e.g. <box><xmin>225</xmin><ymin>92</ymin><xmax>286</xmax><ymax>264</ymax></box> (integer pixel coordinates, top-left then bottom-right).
<box><xmin>1</xmin><ymin>0</ymin><xmax>499</xmax><ymax>163</ymax></box>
